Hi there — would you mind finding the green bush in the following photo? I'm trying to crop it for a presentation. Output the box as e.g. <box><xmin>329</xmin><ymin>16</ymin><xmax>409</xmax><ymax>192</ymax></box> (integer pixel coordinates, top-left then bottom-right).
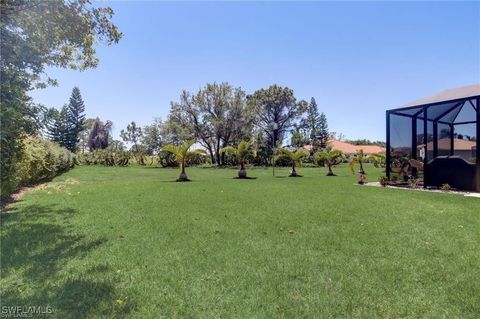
<box><xmin>158</xmin><ymin>150</ymin><xmax>208</xmax><ymax>168</ymax></box>
<box><xmin>77</xmin><ymin>146</ymin><xmax>130</xmax><ymax>166</ymax></box>
<box><xmin>1</xmin><ymin>135</ymin><xmax>75</xmax><ymax>197</ymax></box>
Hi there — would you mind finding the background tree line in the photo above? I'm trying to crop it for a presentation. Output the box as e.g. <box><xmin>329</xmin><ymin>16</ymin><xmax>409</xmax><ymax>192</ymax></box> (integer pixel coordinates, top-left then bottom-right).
<box><xmin>101</xmin><ymin>83</ymin><xmax>331</xmax><ymax>167</ymax></box>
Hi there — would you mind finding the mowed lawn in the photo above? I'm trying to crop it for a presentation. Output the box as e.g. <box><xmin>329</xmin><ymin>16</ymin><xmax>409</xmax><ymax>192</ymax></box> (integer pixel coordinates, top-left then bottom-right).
<box><xmin>1</xmin><ymin>164</ymin><xmax>479</xmax><ymax>318</ymax></box>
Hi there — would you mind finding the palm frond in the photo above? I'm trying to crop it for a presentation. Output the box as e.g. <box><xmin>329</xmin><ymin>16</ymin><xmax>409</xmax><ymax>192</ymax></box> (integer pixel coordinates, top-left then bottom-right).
<box><xmin>161</xmin><ymin>144</ymin><xmax>180</xmax><ymax>156</ymax></box>
<box><xmin>180</xmin><ymin>139</ymin><xmax>196</xmax><ymax>154</ymax></box>
<box><xmin>186</xmin><ymin>149</ymin><xmax>207</xmax><ymax>158</ymax></box>
<box><xmin>275</xmin><ymin>148</ymin><xmax>294</xmax><ymax>158</ymax></box>
<box><xmin>349</xmin><ymin>157</ymin><xmax>358</xmax><ymax>173</ymax></box>
<box><xmin>220</xmin><ymin>146</ymin><xmax>238</xmax><ymax>157</ymax></box>
<box><xmin>294</xmin><ymin>148</ymin><xmax>310</xmax><ymax>160</ymax></box>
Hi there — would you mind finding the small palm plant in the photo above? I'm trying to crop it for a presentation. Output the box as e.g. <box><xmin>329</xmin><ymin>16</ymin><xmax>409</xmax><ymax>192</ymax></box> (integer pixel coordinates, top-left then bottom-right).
<box><xmin>349</xmin><ymin>149</ymin><xmax>367</xmax><ymax>174</ymax></box>
<box><xmin>220</xmin><ymin>140</ymin><xmax>257</xmax><ymax>178</ymax></box>
<box><xmin>274</xmin><ymin>148</ymin><xmax>310</xmax><ymax>177</ymax></box>
<box><xmin>314</xmin><ymin>150</ymin><xmax>345</xmax><ymax>176</ymax></box>
<box><xmin>161</xmin><ymin>140</ymin><xmax>206</xmax><ymax>182</ymax></box>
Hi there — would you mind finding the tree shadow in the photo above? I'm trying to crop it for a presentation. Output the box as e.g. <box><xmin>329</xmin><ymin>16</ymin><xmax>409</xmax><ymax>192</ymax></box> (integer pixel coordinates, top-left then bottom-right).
<box><xmin>0</xmin><ymin>204</ymin><xmax>135</xmax><ymax>318</ymax></box>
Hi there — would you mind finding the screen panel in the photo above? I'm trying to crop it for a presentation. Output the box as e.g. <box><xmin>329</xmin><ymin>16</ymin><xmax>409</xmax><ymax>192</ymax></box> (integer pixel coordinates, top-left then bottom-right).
<box><xmin>453</xmin><ymin>123</ymin><xmax>476</xmax><ymax>163</ymax></box>
<box><xmin>437</xmin><ymin>123</ymin><xmax>451</xmax><ymax>156</ymax></box>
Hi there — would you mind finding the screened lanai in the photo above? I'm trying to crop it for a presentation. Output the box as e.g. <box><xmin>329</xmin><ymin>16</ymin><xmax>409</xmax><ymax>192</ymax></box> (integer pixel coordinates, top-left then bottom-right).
<box><xmin>386</xmin><ymin>84</ymin><xmax>480</xmax><ymax>191</ymax></box>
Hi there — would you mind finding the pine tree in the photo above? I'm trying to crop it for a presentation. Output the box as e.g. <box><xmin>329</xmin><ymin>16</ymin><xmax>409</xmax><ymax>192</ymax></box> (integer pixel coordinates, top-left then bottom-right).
<box><xmin>300</xmin><ymin>97</ymin><xmax>329</xmax><ymax>149</ymax></box>
<box><xmin>66</xmin><ymin>87</ymin><xmax>86</xmax><ymax>152</ymax></box>
<box><xmin>304</xmin><ymin>97</ymin><xmax>321</xmax><ymax>143</ymax></box>
<box><xmin>48</xmin><ymin>105</ymin><xmax>70</xmax><ymax>147</ymax></box>
<box><xmin>317</xmin><ymin>112</ymin><xmax>329</xmax><ymax>148</ymax></box>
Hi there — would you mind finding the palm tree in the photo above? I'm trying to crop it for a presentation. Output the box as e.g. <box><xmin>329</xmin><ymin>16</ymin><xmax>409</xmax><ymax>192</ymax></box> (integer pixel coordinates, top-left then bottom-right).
<box><xmin>274</xmin><ymin>148</ymin><xmax>310</xmax><ymax>177</ymax></box>
<box><xmin>220</xmin><ymin>140</ymin><xmax>257</xmax><ymax>178</ymax></box>
<box><xmin>314</xmin><ymin>150</ymin><xmax>345</xmax><ymax>176</ymax></box>
<box><xmin>161</xmin><ymin>140</ymin><xmax>206</xmax><ymax>182</ymax></box>
<box><xmin>349</xmin><ymin>149</ymin><xmax>367</xmax><ymax>174</ymax></box>
<box><xmin>367</xmin><ymin>153</ymin><xmax>386</xmax><ymax>168</ymax></box>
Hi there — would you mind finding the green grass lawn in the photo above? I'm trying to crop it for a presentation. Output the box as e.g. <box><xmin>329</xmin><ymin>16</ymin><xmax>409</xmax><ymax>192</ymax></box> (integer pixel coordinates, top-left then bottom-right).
<box><xmin>1</xmin><ymin>164</ymin><xmax>479</xmax><ymax>318</ymax></box>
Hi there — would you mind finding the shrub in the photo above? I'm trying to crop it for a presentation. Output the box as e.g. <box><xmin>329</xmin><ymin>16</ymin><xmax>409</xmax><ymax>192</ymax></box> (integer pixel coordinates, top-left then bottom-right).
<box><xmin>77</xmin><ymin>146</ymin><xmax>130</xmax><ymax>166</ymax></box>
<box><xmin>158</xmin><ymin>150</ymin><xmax>208</xmax><ymax>168</ymax></box>
<box><xmin>1</xmin><ymin>135</ymin><xmax>75</xmax><ymax>197</ymax></box>
<box><xmin>441</xmin><ymin>183</ymin><xmax>451</xmax><ymax>192</ymax></box>
<box><xmin>378</xmin><ymin>176</ymin><xmax>389</xmax><ymax>187</ymax></box>
<box><xmin>158</xmin><ymin>150</ymin><xmax>177</xmax><ymax>167</ymax></box>
<box><xmin>408</xmin><ymin>178</ymin><xmax>419</xmax><ymax>189</ymax></box>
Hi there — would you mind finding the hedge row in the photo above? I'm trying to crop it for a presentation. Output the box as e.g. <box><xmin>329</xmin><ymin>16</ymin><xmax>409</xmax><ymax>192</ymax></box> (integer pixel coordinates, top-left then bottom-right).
<box><xmin>1</xmin><ymin>135</ymin><xmax>75</xmax><ymax>197</ymax></box>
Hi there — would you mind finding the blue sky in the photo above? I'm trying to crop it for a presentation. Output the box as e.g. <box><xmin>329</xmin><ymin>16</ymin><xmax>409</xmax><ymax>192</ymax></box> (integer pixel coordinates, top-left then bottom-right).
<box><xmin>30</xmin><ymin>1</ymin><xmax>480</xmax><ymax>141</ymax></box>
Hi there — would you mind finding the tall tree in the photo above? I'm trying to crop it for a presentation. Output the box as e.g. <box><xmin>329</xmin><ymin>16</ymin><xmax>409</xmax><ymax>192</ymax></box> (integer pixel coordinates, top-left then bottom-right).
<box><xmin>290</xmin><ymin>130</ymin><xmax>308</xmax><ymax>148</ymax></box>
<box><xmin>299</xmin><ymin>97</ymin><xmax>329</xmax><ymax>150</ymax></box>
<box><xmin>120</xmin><ymin>121</ymin><xmax>143</xmax><ymax>152</ymax></box>
<box><xmin>88</xmin><ymin>118</ymin><xmax>112</xmax><ymax>151</ymax></box>
<box><xmin>66</xmin><ymin>87</ymin><xmax>86</xmax><ymax>152</ymax></box>
<box><xmin>247</xmin><ymin>85</ymin><xmax>308</xmax><ymax>154</ymax></box>
<box><xmin>142</xmin><ymin>118</ymin><xmax>164</xmax><ymax>155</ymax></box>
<box><xmin>304</xmin><ymin>98</ymin><xmax>321</xmax><ymax>141</ymax></box>
<box><xmin>78</xmin><ymin>118</ymin><xmax>96</xmax><ymax>153</ymax></box>
<box><xmin>47</xmin><ymin>105</ymin><xmax>70</xmax><ymax>147</ymax></box>
<box><xmin>317</xmin><ymin>112</ymin><xmax>329</xmax><ymax>148</ymax></box>
<box><xmin>163</xmin><ymin>102</ymin><xmax>195</xmax><ymax>146</ymax></box>
<box><xmin>169</xmin><ymin>83</ymin><xmax>252</xmax><ymax>165</ymax></box>
<box><xmin>1</xmin><ymin>0</ymin><xmax>121</xmax><ymax>194</ymax></box>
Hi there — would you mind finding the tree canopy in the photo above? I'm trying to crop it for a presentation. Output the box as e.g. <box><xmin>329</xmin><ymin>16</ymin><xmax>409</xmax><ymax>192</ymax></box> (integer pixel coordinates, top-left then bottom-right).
<box><xmin>167</xmin><ymin>83</ymin><xmax>252</xmax><ymax>165</ymax></box>
<box><xmin>247</xmin><ymin>85</ymin><xmax>308</xmax><ymax>152</ymax></box>
<box><xmin>1</xmin><ymin>0</ymin><xmax>122</xmax><ymax>195</ymax></box>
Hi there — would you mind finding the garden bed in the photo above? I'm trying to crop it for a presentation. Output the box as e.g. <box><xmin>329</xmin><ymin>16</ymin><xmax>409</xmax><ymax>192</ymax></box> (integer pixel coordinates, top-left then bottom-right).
<box><xmin>365</xmin><ymin>181</ymin><xmax>480</xmax><ymax>197</ymax></box>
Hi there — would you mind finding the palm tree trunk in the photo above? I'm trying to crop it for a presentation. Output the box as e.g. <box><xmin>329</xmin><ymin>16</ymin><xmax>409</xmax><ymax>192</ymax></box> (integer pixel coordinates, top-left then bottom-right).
<box><xmin>289</xmin><ymin>162</ymin><xmax>298</xmax><ymax>177</ymax></box>
<box><xmin>177</xmin><ymin>161</ymin><xmax>189</xmax><ymax>182</ymax></box>
<box><xmin>359</xmin><ymin>161</ymin><xmax>365</xmax><ymax>174</ymax></box>
<box><xmin>238</xmin><ymin>161</ymin><xmax>247</xmax><ymax>178</ymax></box>
<box><xmin>327</xmin><ymin>164</ymin><xmax>335</xmax><ymax>176</ymax></box>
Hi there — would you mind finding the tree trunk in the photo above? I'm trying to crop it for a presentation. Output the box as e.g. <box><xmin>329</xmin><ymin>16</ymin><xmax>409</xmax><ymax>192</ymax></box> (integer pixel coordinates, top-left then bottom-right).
<box><xmin>221</xmin><ymin>140</ymin><xmax>228</xmax><ymax>165</ymax></box>
<box><xmin>238</xmin><ymin>161</ymin><xmax>247</xmax><ymax>178</ymax></box>
<box><xmin>215</xmin><ymin>139</ymin><xmax>221</xmax><ymax>166</ymax></box>
<box><xmin>206</xmin><ymin>145</ymin><xmax>215</xmax><ymax>165</ymax></box>
<box><xmin>327</xmin><ymin>165</ymin><xmax>335</xmax><ymax>176</ymax></box>
<box><xmin>289</xmin><ymin>162</ymin><xmax>299</xmax><ymax>177</ymax></box>
<box><xmin>177</xmin><ymin>161</ymin><xmax>190</xmax><ymax>182</ymax></box>
<box><xmin>359</xmin><ymin>161</ymin><xmax>365</xmax><ymax>174</ymax></box>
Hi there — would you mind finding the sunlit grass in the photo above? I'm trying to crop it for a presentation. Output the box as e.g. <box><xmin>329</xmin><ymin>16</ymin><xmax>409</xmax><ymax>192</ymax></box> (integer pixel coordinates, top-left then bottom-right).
<box><xmin>1</xmin><ymin>164</ymin><xmax>479</xmax><ymax>318</ymax></box>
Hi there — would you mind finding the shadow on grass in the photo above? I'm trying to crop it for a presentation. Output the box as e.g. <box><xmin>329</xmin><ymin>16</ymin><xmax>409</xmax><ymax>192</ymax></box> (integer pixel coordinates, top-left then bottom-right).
<box><xmin>232</xmin><ymin>177</ymin><xmax>258</xmax><ymax>180</ymax></box>
<box><xmin>0</xmin><ymin>204</ymin><xmax>135</xmax><ymax>318</ymax></box>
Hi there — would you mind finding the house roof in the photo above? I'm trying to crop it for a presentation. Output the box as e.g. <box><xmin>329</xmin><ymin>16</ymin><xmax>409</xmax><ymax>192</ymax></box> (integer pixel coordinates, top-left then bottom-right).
<box><xmin>422</xmin><ymin>138</ymin><xmax>476</xmax><ymax>151</ymax></box>
<box><xmin>304</xmin><ymin>140</ymin><xmax>385</xmax><ymax>154</ymax></box>
<box><xmin>328</xmin><ymin>140</ymin><xmax>385</xmax><ymax>154</ymax></box>
<box><xmin>399</xmin><ymin>84</ymin><xmax>480</xmax><ymax>109</ymax></box>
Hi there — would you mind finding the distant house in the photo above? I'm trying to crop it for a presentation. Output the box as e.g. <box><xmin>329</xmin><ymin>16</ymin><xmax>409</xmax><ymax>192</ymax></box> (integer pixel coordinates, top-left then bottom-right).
<box><xmin>421</xmin><ymin>138</ymin><xmax>476</xmax><ymax>161</ymax></box>
<box><xmin>304</xmin><ymin>139</ymin><xmax>385</xmax><ymax>155</ymax></box>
